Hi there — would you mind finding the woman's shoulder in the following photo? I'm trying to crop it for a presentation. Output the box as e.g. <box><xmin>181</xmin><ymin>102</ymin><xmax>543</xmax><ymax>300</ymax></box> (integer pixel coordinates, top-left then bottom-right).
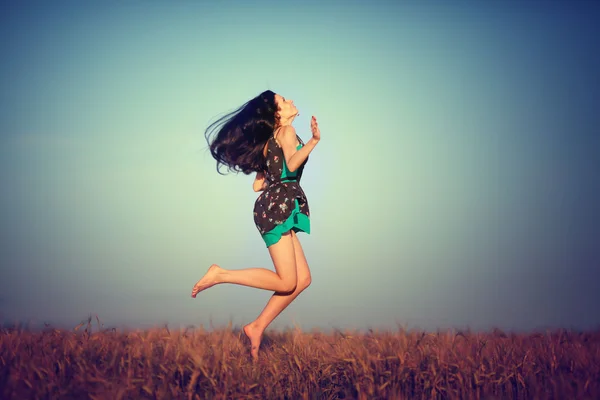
<box><xmin>276</xmin><ymin>125</ymin><xmax>296</xmax><ymax>138</ymax></box>
<box><xmin>274</xmin><ymin>125</ymin><xmax>299</xmax><ymax>147</ymax></box>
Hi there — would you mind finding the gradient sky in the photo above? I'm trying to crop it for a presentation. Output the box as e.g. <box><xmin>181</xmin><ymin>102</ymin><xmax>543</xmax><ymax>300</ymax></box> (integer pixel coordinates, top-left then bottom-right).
<box><xmin>1</xmin><ymin>0</ymin><xmax>599</xmax><ymax>333</ymax></box>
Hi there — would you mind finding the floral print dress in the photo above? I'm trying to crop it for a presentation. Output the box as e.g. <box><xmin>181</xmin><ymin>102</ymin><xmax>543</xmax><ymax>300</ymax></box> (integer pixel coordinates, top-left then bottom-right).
<box><xmin>253</xmin><ymin>134</ymin><xmax>310</xmax><ymax>247</ymax></box>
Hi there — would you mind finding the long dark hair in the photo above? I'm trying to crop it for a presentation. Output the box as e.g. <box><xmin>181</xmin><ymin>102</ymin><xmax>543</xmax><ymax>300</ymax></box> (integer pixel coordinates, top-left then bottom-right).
<box><xmin>205</xmin><ymin>90</ymin><xmax>279</xmax><ymax>175</ymax></box>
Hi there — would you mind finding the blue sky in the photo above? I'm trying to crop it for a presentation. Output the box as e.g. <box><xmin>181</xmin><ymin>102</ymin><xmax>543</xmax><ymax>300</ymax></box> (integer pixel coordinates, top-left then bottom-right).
<box><xmin>1</xmin><ymin>0</ymin><xmax>599</xmax><ymax>333</ymax></box>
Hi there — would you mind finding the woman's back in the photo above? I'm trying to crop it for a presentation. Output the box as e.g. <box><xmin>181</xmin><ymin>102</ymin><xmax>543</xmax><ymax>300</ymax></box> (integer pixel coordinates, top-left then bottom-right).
<box><xmin>262</xmin><ymin>134</ymin><xmax>306</xmax><ymax>185</ymax></box>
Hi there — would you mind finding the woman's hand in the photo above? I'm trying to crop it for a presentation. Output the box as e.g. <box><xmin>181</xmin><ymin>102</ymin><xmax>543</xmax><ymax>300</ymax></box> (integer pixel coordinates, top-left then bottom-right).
<box><xmin>253</xmin><ymin>171</ymin><xmax>267</xmax><ymax>192</ymax></box>
<box><xmin>311</xmin><ymin>116</ymin><xmax>320</xmax><ymax>142</ymax></box>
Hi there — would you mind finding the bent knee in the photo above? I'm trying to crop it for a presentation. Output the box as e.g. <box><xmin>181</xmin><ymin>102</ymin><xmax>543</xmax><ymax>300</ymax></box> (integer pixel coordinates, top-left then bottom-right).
<box><xmin>299</xmin><ymin>275</ymin><xmax>312</xmax><ymax>290</ymax></box>
<box><xmin>280</xmin><ymin>279</ymin><xmax>297</xmax><ymax>293</ymax></box>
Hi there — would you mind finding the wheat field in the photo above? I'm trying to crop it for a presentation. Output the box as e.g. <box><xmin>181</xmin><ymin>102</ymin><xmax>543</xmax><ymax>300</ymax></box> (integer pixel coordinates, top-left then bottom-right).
<box><xmin>1</xmin><ymin>316</ymin><xmax>599</xmax><ymax>399</ymax></box>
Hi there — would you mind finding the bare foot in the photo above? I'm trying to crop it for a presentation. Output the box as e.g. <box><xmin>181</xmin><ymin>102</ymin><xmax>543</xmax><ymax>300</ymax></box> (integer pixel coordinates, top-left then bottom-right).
<box><xmin>243</xmin><ymin>322</ymin><xmax>263</xmax><ymax>362</ymax></box>
<box><xmin>191</xmin><ymin>264</ymin><xmax>221</xmax><ymax>298</ymax></box>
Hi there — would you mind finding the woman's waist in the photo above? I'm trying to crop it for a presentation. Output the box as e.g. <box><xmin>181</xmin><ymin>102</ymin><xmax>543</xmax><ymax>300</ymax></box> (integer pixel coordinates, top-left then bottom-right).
<box><xmin>269</xmin><ymin>177</ymin><xmax>300</xmax><ymax>185</ymax></box>
<box><xmin>256</xmin><ymin>181</ymin><xmax>305</xmax><ymax>198</ymax></box>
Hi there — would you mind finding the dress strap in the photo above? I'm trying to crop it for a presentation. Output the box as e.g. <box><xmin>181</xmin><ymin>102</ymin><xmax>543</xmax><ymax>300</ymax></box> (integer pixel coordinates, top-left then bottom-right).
<box><xmin>272</xmin><ymin>128</ymin><xmax>303</xmax><ymax>148</ymax></box>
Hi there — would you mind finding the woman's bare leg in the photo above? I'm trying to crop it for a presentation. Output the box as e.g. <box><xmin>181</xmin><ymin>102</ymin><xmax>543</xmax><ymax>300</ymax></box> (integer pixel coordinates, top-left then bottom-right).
<box><xmin>243</xmin><ymin>231</ymin><xmax>312</xmax><ymax>360</ymax></box>
<box><xmin>191</xmin><ymin>232</ymin><xmax>297</xmax><ymax>297</ymax></box>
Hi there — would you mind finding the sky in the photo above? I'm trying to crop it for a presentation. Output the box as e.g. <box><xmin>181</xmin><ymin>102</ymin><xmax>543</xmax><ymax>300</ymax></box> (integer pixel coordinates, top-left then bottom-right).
<box><xmin>1</xmin><ymin>0</ymin><xmax>599</xmax><ymax>333</ymax></box>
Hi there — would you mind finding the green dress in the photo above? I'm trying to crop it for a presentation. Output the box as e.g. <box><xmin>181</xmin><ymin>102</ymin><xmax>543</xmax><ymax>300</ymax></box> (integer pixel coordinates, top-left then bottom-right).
<box><xmin>253</xmin><ymin>135</ymin><xmax>310</xmax><ymax>247</ymax></box>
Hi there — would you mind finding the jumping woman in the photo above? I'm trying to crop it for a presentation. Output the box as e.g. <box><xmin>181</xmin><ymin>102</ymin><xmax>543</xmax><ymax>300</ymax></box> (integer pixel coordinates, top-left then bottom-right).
<box><xmin>191</xmin><ymin>90</ymin><xmax>320</xmax><ymax>361</ymax></box>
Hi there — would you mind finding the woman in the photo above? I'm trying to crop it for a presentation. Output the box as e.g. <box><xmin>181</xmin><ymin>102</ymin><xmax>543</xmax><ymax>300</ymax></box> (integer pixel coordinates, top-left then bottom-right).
<box><xmin>191</xmin><ymin>90</ymin><xmax>320</xmax><ymax>360</ymax></box>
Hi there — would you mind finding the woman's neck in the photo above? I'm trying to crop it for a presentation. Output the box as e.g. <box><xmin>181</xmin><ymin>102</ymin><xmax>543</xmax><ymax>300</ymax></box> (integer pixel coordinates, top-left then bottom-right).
<box><xmin>278</xmin><ymin>113</ymin><xmax>297</xmax><ymax>127</ymax></box>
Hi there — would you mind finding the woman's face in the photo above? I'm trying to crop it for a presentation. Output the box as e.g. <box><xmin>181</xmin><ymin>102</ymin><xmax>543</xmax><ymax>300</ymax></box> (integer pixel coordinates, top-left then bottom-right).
<box><xmin>275</xmin><ymin>94</ymin><xmax>298</xmax><ymax>120</ymax></box>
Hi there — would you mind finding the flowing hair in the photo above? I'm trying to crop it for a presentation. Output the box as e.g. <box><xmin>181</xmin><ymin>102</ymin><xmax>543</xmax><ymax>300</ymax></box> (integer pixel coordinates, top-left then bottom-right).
<box><xmin>205</xmin><ymin>90</ymin><xmax>279</xmax><ymax>175</ymax></box>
